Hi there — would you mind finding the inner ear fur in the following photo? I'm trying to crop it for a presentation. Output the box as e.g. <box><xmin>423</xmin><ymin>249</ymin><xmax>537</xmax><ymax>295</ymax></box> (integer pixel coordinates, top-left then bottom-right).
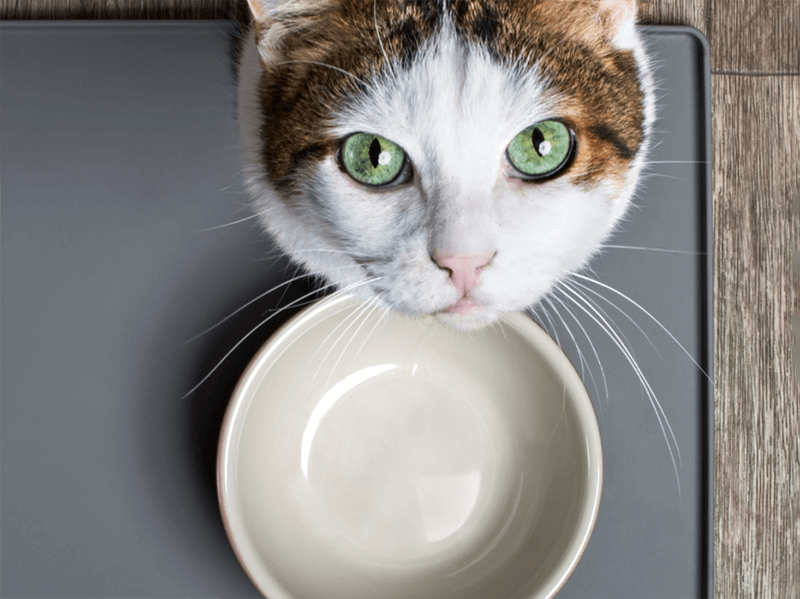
<box><xmin>245</xmin><ymin>0</ymin><xmax>268</xmax><ymax>23</ymax></box>
<box><xmin>596</xmin><ymin>0</ymin><xmax>638</xmax><ymax>43</ymax></box>
<box><xmin>245</xmin><ymin>0</ymin><xmax>335</xmax><ymax>64</ymax></box>
<box><xmin>542</xmin><ymin>0</ymin><xmax>638</xmax><ymax>48</ymax></box>
<box><xmin>245</xmin><ymin>0</ymin><xmax>331</xmax><ymax>24</ymax></box>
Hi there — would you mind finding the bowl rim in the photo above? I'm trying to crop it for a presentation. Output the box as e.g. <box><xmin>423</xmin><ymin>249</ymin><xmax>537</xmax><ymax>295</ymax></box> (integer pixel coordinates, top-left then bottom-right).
<box><xmin>217</xmin><ymin>293</ymin><xmax>603</xmax><ymax>599</ymax></box>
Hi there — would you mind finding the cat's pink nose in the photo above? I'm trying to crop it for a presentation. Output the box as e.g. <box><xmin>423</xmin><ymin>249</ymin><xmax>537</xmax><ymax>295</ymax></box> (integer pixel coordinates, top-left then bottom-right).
<box><xmin>434</xmin><ymin>252</ymin><xmax>493</xmax><ymax>296</ymax></box>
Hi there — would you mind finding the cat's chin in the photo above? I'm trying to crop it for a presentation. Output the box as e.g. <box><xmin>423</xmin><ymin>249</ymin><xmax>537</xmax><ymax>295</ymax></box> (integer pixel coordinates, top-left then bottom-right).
<box><xmin>434</xmin><ymin>308</ymin><xmax>499</xmax><ymax>331</ymax></box>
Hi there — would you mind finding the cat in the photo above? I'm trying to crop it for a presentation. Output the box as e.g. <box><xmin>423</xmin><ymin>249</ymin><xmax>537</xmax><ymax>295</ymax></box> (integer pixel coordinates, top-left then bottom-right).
<box><xmin>235</xmin><ymin>0</ymin><xmax>655</xmax><ymax>331</ymax></box>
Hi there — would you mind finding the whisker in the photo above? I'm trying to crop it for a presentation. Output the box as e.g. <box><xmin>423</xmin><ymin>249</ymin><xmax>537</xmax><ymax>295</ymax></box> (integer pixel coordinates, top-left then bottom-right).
<box><xmin>272</xmin><ymin>60</ymin><xmax>368</xmax><ymax>86</ymax></box>
<box><xmin>600</xmin><ymin>244</ymin><xmax>706</xmax><ymax>255</ymax></box>
<box><xmin>194</xmin><ymin>213</ymin><xmax>259</xmax><ymax>233</ymax></box>
<box><xmin>307</xmin><ymin>296</ymin><xmax>383</xmax><ymax>395</ymax></box>
<box><xmin>646</xmin><ymin>160</ymin><xmax>710</xmax><ymax>164</ymax></box>
<box><xmin>300</xmin><ymin>298</ymin><xmax>366</xmax><ymax>386</ymax></box>
<box><xmin>243</xmin><ymin>205</ymin><xmax>281</xmax><ymax>220</ymax></box>
<box><xmin>527</xmin><ymin>302</ymin><xmax>559</xmax><ymax>361</ymax></box>
<box><xmin>291</xmin><ymin>248</ymin><xmax>378</xmax><ymax>258</ymax></box>
<box><xmin>538</xmin><ymin>298</ymin><xmax>570</xmax><ymax>446</ymax></box>
<box><xmin>548</xmin><ymin>290</ymin><xmax>608</xmax><ymax>406</ymax></box>
<box><xmin>565</xmin><ymin>278</ymin><xmax>662</xmax><ymax>359</ymax></box>
<box><xmin>562</xmin><ymin>288</ymin><xmax>681</xmax><ymax>462</ymax></box>
<box><xmin>272</xmin><ymin>267</ymin><xmax>304</xmax><ymax>309</ymax></box>
<box><xmin>181</xmin><ymin>272</ymin><xmax>320</xmax><ymax>345</ymax></box>
<box><xmin>351</xmin><ymin>302</ymin><xmax>391</xmax><ymax>365</ymax></box>
<box><xmin>252</xmin><ymin>252</ymin><xmax>294</xmax><ymax>263</ymax></box>
<box><xmin>639</xmin><ymin>172</ymin><xmax>690</xmax><ymax>182</ymax></box>
<box><xmin>264</xmin><ymin>264</ymin><xmax>374</xmax><ymax>311</ymax></box>
<box><xmin>314</xmin><ymin>295</ymin><xmax>375</xmax><ymax>365</ymax></box>
<box><xmin>181</xmin><ymin>278</ymin><xmax>378</xmax><ymax>399</ymax></box>
<box><xmin>561</xmin><ymin>280</ymin><xmax>649</xmax><ymax>362</ymax></box>
<box><xmin>560</xmin><ymin>283</ymin><xmax>671</xmax><ymax>429</ymax></box>
<box><xmin>543</xmin><ymin>296</ymin><xmax>586</xmax><ymax>380</ymax></box>
<box><xmin>305</xmin><ymin>283</ymin><xmax>385</xmax><ymax>381</ymax></box>
<box><xmin>529</xmin><ymin>302</ymin><xmax>561</xmax><ymax>349</ymax></box>
<box><xmin>572</xmin><ymin>273</ymin><xmax>712</xmax><ymax>383</ymax></box>
<box><xmin>321</xmin><ymin>296</ymin><xmax>384</xmax><ymax>390</ymax></box>
<box><xmin>492</xmin><ymin>317</ymin><xmax>509</xmax><ymax>343</ymax></box>
<box><xmin>559</xmin><ymin>284</ymin><xmax>683</xmax><ymax>497</ymax></box>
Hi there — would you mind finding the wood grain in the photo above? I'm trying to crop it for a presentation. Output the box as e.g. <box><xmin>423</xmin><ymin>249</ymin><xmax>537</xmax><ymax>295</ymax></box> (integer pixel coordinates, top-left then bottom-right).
<box><xmin>710</xmin><ymin>0</ymin><xmax>800</xmax><ymax>73</ymax></box>
<box><xmin>0</xmin><ymin>0</ymin><xmax>230</xmax><ymax>19</ymax></box>
<box><xmin>2</xmin><ymin>0</ymin><xmax>799</xmax><ymax>597</ymax></box>
<box><xmin>713</xmin><ymin>74</ymin><xmax>800</xmax><ymax>598</ymax></box>
<box><xmin>638</xmin><ymin>0</ymin><xmax>708</xmax><ymax>33</ymax></box>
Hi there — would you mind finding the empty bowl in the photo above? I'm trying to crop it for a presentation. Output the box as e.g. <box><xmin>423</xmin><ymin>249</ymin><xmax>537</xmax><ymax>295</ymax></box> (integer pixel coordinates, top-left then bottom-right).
<box><xmin>217</xmin><ymin>293</ymin><xmax>602</xmax><ymax>599</ymax></box>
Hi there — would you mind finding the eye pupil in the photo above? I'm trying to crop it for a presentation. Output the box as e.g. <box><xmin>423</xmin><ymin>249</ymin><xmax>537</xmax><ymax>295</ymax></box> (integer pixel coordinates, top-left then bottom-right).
<box><xmin>341</xmin><ymin>133</ymin><xmax>408</xmax><ymax>187</ymax></box>
<box><xmin>531</xmin><ymin>127</ymin><xmax>545</xmax><ymax>157</ymax></box>
<box><xmin>369</xmin><ymin>138</ymin><xmax>381</xmax><ymax>168</ymax></box>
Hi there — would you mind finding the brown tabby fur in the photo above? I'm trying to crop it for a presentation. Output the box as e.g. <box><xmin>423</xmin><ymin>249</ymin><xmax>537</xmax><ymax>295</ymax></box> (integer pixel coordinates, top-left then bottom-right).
<box><xmin>250</xmin><ymin>0</ymin><xmax>643</xmax><ymax>194</ymax></box>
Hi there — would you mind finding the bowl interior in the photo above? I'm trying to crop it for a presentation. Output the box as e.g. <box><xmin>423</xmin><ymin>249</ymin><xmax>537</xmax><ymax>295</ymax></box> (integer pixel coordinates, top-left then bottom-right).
<box><xmin>218</xmin><ymin>295</ymin><xmax>602</xmax><ymax>599</ymax></box>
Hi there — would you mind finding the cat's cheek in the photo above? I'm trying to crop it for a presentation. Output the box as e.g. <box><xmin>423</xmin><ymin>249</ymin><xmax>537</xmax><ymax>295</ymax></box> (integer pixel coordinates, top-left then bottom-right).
<box><xmin>499</xmin><ymin>171</ymin><xmax>528</xmax><ymax>191</ymax></box>
<box><xmin>330</xmin><ymin>164</ymin><xmax>410</xmax><ymax>221</ymax></box>
<box><xmin>335</xmin><ymin>164</ymin><xmax>370</xmax><ymax>192</ymax></box>
<box><xmin>494</xmin><ymin>172</ymin><xmax>576</xmax><ymax>217</ymax></box>
<box><xmin>476</xmin><ymin>263</ymin><xmax>556</xmax><ymax>313</ymax></box>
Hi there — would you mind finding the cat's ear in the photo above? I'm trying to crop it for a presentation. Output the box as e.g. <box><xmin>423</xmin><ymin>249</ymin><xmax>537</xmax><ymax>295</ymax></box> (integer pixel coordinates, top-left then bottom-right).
<box><xmin>594</xmin><ymin>0</ymin><xmax>638</xmax><ymax>48</ymax></box>
<box><xmin>245</xmin><ymin>0</ymin><xmax>326</xmax><ymax>64</ymax></box>
<box><xmin>549</xmin><ymin>0</ymin><xmax>638</xmax><ymax>49</ymax></box>
<box><xmin>245</xmin><ymin>0</ymin><xmax>270</xmax><ymax>23</ymax></box>
<box><xmin>245</xmin><ymin>0</ymin><xmax>322</xmax><ymax>24</ymax></box>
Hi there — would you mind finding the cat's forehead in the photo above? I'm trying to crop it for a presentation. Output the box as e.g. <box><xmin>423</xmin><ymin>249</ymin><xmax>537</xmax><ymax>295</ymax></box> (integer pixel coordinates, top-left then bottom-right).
<box><xmin>331</xmin><ymin>31</ymin><xmax>559</xmax><ymax>187</ymax></box>
<box><xmin>256</xmin><ymin>0</ymin><xmax>644</xmax><ymax>189</ymax></box>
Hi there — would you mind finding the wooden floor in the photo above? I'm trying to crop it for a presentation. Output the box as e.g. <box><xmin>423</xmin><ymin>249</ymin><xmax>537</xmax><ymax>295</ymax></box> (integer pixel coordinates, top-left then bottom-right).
<box><xmin>638</xmin><ymin>1</ymin><xmax>800</xmax><ymax>597</ymax></box>
<box><xmin>3</xmin><ymin>0</ymin><xmax>799</xmax><ymax>596</ymax></box>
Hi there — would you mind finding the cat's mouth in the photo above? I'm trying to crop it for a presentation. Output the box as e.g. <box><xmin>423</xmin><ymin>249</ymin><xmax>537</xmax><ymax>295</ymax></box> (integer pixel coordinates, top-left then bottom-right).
<box><xmin>446</xmin><ymin>297</ymin><xmax>481</xmax><ymax>315</ymax></box>
<box><xmin>436</xmin><ymin>298</ymin><xmax>498</xmax><ymax>330</ymax></box>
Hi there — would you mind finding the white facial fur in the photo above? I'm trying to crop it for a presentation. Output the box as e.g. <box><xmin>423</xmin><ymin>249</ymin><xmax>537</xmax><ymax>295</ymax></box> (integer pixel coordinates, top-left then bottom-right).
<box><xmin>238</xmin><ymin>13</ymin><xmax>654</xmax><ymax>330</ymax></box>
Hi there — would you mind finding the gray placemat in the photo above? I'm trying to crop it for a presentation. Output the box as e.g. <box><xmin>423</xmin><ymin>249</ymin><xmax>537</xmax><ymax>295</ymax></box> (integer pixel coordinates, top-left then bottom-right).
<box><xmin>0</xmin><ymin>22</ymin><xmax>711</xmax><ymax>598</ymax></box>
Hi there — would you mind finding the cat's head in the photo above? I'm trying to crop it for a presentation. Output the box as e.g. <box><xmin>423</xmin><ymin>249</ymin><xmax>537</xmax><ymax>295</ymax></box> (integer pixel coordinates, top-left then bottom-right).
<box><xmin>238</xmin><ymin>0</ymin><xmax>654</xmax><ymax>329</ymax></box>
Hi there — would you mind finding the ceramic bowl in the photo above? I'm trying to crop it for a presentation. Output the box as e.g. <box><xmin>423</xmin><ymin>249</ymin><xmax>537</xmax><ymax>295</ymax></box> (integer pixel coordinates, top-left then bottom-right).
<box><xmin>217</xmin><ymin>294</ymin><xmax>602</xmax><ymax>599</ymax></box>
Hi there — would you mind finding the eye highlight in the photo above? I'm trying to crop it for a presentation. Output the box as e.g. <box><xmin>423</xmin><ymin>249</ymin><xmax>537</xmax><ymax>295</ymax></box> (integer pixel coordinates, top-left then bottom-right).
<box><xmin>506</xmin><ymin>120</ymin><xmax>574</xmax><ymax>180</ymax></box>
<box><xmin>340</xmin><ymin>133</ymin><xmax>408</xmax><ymax>187</ymax></box>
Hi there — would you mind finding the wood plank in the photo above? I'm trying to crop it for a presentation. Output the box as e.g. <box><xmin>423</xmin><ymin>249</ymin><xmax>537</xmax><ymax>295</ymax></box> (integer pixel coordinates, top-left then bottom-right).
<box><xmin>7</xmin><ymin>0</ymin><xmax>712</xmax><ymax>32</ymax></box>
<box><xmin>713</xmin><ymin>73</ymin><xmax>800</xmax><ymax>598</ymax></box>
<box><xmin>0</xmin><ymin>0</ymin><xmax>229</xmax><ymax>19</ymax></box>
<box><xmin>638</xmin><ymin>0</ymin><xmax>708</xmax><ymax>34</ymax></box>
<box><xmin>710</xmin><ymin>0</ymin><xmax>800</xmax><ymax>73</ymax></box>
<box><xmin>0</xmin><ymin>0</ymin><xmax>709</xmax><ymax>36</ymax></box>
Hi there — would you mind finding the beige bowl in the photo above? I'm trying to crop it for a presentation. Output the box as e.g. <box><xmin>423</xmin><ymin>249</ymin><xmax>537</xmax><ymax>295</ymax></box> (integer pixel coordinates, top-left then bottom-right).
<box><xmin>217</xmin><ymin>294</ymin><xmax>602</xmax><ymax>599</ymax></box>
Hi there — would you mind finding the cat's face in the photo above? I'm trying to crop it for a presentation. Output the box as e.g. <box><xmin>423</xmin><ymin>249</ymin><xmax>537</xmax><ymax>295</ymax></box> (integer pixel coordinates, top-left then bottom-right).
<box><xmin>239</xmin><ymin>0</ymin><xmax>653</xmax><ymax>329</ymax></box>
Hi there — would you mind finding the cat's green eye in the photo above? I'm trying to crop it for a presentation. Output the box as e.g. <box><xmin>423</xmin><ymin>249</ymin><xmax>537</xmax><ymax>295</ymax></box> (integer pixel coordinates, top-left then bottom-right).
<box><xmin>340</xmin><ymin>133</ymin><xmax>408</xmax><ymax>187</ymax></box>
<box><xmin>506</xmin><ymin>120</ymin><xmax>574</xmax><ymax>180</ymax></box>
